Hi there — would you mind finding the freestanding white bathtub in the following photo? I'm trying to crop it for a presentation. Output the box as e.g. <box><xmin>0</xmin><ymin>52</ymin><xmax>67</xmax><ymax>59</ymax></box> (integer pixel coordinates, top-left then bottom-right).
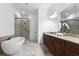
<box><xmin>1</xmin><ymin>37</ymin><xmax>25</xmax><ymax>55</ymax></box>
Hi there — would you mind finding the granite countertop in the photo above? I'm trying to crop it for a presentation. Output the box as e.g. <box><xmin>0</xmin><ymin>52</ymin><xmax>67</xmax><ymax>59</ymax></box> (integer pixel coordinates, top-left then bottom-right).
<box><xmin>44</xmin><ymin>32</ymin><xmax>79</xmax><ymax>44</ymax></box>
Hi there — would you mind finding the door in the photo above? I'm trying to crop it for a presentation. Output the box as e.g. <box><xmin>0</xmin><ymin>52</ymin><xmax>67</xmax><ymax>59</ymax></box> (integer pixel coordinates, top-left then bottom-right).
<box><xmin>53</xmin><ymin>37</ymin><xmax>64</xmax><ymax>56</ymax></box>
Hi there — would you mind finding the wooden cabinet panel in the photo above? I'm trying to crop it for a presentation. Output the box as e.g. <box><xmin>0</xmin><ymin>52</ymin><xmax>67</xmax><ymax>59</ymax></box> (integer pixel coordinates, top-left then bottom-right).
<box><xmin>64</xmin><ymin>47</ymin><xmax>79</xmax><ymax>56</ymax></box>
<box><xmin>54</xmin><ymin>38</ymin><xmax>64</xmax><ymax>56</ymax></box>
<box><xmin>64</xmin><ymin>40</ymin><xmax>79</xmax><ymax>55</ymax></box>
<box><xmin>43</xmin><ymin>33</ymin><xmax>79</xmax><ymax>56</ymax></box>
<box><xmin>43</xmin><ymin>34</ymin><xmax>55</xmax><ymax>55</ymax></box>
<box><xmin>43</xmin><ymin>34</ymin><xmax>64</xmax><ymax>56</ymax></box>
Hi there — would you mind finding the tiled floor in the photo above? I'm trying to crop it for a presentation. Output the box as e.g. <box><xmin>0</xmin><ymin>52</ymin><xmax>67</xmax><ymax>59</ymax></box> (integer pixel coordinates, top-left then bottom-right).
<box><xmin>0</xmin><ymin>50</ymin><xmax>7</xmax><ymax>56</ymax></box>
<box><xmin>14</xmin><ymin>42</ymin><xmax>44</xmax><ymax>56</ymax></box>
<box><xmin>0</xmin><ymin>41</ymin><xmax>52</xmax><ymax>56</ymax></box>
<box><xmin>41</xmin><ymin>44</ymin><xmax>52</xmax><ymax>56</ymax></box>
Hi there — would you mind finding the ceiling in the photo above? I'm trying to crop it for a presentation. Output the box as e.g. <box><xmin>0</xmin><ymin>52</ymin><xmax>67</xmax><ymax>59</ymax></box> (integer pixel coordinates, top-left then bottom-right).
<box><xmin>12</xmin><ymin>3</ymin><xmax>43</xmax><ymax>14</ymax></box>
<box><xmin>48</xmin><ymin>3</ymin><xmax>72</xmax><ymax>16</ymax></box>
<box><xmin>12</xmin><ymin>3</ymin><xmax>72</xmax><ymax>17</ymax></box>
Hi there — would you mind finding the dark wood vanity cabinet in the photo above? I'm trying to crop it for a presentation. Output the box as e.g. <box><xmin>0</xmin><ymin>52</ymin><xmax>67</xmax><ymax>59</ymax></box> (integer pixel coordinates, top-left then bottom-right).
<box><xmin>43</xmin><ymin>34</ymin><xmax>79</xmax><ymax>56</ymax></box>
<box><xmin>54</xmin><ymin>37</ymin><xmax>64</xmax><ymax>56</ymax></box>
<box><xmin>64</xmin><ymin>40</ymin><xmax>79</xmax><ymax>56</ymax></box>
<box><xmin>43</xmin><ymin>34</ymin><xmax>64</xmax><ymax>56</ymax></box>
<box><xmin>43</xmin><ymin>34</ymin><xmax>55</xmax><ymax>54</ymax></box>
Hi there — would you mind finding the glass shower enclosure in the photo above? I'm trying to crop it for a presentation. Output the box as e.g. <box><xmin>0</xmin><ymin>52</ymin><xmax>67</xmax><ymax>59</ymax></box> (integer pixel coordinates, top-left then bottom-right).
<box><xmin>14</xmin><ymin>18</ymin><xmax>30</xmax><ymax>40</ymax></box>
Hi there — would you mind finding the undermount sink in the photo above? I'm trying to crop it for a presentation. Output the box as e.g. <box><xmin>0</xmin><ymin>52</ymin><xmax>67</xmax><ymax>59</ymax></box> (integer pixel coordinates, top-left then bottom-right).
<box><xmin>49</xmin><ymin>32</ymin><xmax>79</xmax><ymax>38</ymax></box>
<box><xmin>49</xmin><ymin>32</ymin><xmax>64</xmax><ymax>36</ymax></box>
<box><xmin>55</xmin><ymin>33</ymin><xmax>64</xmax><ymax>36</ymax></box>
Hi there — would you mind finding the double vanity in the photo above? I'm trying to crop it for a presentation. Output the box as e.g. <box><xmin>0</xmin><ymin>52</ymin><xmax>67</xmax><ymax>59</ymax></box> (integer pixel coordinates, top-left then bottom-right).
<box><xmin>43</xmin><ymin>32</ymin><xmax>79</xmax><ymax>56</ymax></box>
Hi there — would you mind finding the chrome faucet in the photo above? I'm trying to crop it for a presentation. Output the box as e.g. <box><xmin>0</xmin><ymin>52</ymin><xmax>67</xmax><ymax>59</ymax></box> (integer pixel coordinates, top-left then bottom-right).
<box><xmin>62</xmin><ymin>22</ymin><xmax>70</xmax><ymax>30</ymax></box>
<box><xmin>60</xmin><ymin>22</ymin><xmax>70</xmax><ymax>33</ymax></box>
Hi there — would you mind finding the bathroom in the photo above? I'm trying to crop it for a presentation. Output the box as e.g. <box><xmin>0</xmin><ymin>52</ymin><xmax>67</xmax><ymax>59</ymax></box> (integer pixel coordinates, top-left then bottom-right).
<box><xmin>0</xmin><ymin>3</ymin><xmax>79</xmax><ymax>56</ymax></box>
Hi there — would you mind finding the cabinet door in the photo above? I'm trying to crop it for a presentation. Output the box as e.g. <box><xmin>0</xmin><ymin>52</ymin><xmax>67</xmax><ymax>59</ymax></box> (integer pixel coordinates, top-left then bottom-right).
<box><xmin>64</xmin><ymin>40</ymin><xmax>79</xmax><ymax>56</ymax></box>
<box><xmin>43</xmin><ymin>34</ymin><xmax>55</xmax><ymax>55</ymax></box>
<box><xmin>49</xmin><ymin>36</ymin><xmax>56</xmax><ymax>55</ymax></box>
<box><xmin>64</xmin><ymin>47</ymin><xmax>79</xmax><ymax>56</ymax></box>
<box><xmin>53</xmin><ymin>37</ymin><xmax>64</xmax><ymax>56</ymax></box>
<box><xmin>43</xmin><ymin>34</ymin><xmax>49</xmax><ymax>47</ymax></box>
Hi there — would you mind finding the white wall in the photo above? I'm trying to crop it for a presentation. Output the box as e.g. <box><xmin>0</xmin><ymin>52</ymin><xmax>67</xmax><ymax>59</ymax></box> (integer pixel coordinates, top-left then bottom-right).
<box><xmin>0</xmin><ymin>3</ymin><xmax>17</xmax><ymax>37</ymax></box>
<box><xmin>38</xmin><ymin>9</ymin><xmax>61</xmax><ymax>44</ymax></box>
<box><xmin>30</xmin><ymin>10</ymin><xmax>38</xmax><ymax>42</ymax></box>
<box><xmin>38</xmin><ymin>4</ymin><xmax>53</xmax><ymax>44</ymax></box>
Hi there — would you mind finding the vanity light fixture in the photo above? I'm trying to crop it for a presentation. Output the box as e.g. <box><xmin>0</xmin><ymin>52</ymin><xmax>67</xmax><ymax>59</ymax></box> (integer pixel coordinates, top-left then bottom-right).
<box><xmin>49</xmin><ymin>12</ymin><xmax>57</xmax><ymax>19</ymax></box>
<box><xmin>67</xmin><ymin>14</ymin><xmax>75</xmax><ymax>19</ymax></box>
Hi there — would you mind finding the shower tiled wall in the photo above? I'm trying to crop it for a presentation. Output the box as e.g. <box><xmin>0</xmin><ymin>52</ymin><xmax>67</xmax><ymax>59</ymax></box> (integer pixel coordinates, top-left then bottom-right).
<box><xmin>20</xmin><ymin>19</ymin><xmax>30</xmax><ymax>40</ymax></box>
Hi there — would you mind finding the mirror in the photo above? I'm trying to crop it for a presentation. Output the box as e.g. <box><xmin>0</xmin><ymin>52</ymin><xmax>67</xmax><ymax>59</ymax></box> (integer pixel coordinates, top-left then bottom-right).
<box><xmin>60</xmin><ymin>3</ymin><xmax>79</xmax><ymax>21</ymax></box>
<box><xmin>60</xmin><ymin>3</ymin><xmax>79</xmax><ymax>36</ymax></box>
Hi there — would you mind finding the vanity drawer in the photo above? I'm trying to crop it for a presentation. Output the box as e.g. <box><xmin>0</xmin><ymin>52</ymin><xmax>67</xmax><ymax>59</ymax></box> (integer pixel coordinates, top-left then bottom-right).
<box><xmin>64</xmin><ymin>40</ymin><xmax>79</xmax><ymax>54</ymax></box>
<box><xmin>64</xmin><ymin>47</ymin><xmax>79</xmax><ymax>56</ymax></box>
